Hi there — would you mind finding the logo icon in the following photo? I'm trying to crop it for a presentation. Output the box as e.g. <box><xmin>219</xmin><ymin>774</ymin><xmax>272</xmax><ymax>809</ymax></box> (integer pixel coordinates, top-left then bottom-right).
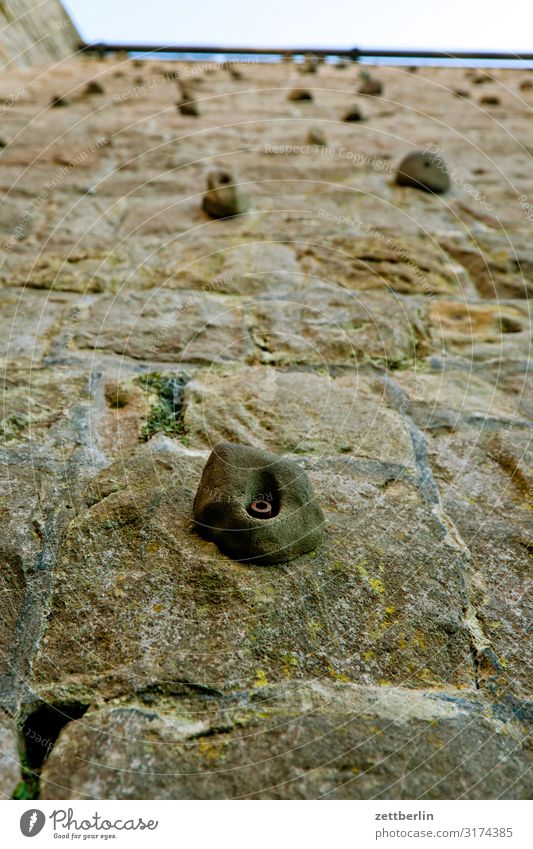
<box><xmin>20</xmin><ymin>809</ymin><xmax>46</xmax><ymax>837</ymax></box>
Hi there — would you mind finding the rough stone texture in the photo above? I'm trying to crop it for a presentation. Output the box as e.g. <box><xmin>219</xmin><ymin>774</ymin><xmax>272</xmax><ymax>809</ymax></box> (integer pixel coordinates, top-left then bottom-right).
<box><xmin>0</xmin><ymin>1</ymin><xmax>78</xmax><ymax>69</ymax></box>
<box><xmin>0</xmin><ymin>52</ymin><xmax>531</xmax><ymax>800</ymax></box>
<box><xmin>0</xmin><ymin>714</ymin><xmax>20</xmax><ymax>798</ymax></box>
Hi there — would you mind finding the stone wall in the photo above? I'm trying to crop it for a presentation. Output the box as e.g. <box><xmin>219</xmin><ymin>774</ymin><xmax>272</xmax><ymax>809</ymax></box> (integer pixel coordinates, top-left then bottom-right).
<box><xmin>0</xmin><ymin>0</ymin><xmax>78</xmax><ymax>68</ymax></box>
<box><xmin>0</xmin><ymin>52</ymin><xmax>531</xmax><ymax>800</ymax></box>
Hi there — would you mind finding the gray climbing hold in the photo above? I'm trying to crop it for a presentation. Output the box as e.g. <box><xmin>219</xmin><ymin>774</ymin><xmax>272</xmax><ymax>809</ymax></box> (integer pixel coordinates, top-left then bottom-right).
<box><xmin>178</xmin><ymin>99</ymin><xmax>199</xmax><ymax>116</ymax></box>
<box><xmin>50</xmin><ymin>95</ymin><xmax>69</xmax><ymax>107</ymax></box>
<box><xmin>288</xmin><ymin>88</ymin><xmax>313</xmax><ymax>101</ymax></box>
<box><xmin>299</xmin><ymin>53</ymin><xmax>319</xmax><ymax>74</ymax></box>
<box><xmin>202</xmin><ymin>169</ymin><xmax>249</xmax><ymax>219</ymax></box>
<box><xmin>395</xmin><ymin>150</ymin><xmax>450</xmax><ymax>193</ymax></box>
<box><xmin>307</xmin><ymin>127</ymin><xmax>327</xmax><ymax>146</ymax></box>
<box><xmin>193</xmin><ymin>442</ymin><xmax>325</xmax><ymax>564</ymax></box>
<box><xmin>358</xmin><ymin>77</ymin><xmax>383</xmax><ymax>96</ymax></box>
<box><xmin>343</xmin><ymin>105</ymin><xmax>364</xmax><ymax>122</ymax></box>
<box><xmin>85</xmin><ymin>80</ymin><xmax>105</xmax><ymax>95</ymax></box>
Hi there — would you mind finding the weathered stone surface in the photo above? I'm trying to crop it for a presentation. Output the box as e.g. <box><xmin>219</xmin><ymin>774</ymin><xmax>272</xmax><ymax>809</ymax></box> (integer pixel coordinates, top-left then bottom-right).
<box><xmin>71</xmin><ymin>290</ymin><xmax>246</xmax><ymax>363</ymax></box>
<box><xmin>429</xmin><ymin>427</ymin><xmax>533</xmax><ymax>698</ymax></box>
<box><xmin>429</xmin><ymin>299</ymin><xmax>531</xmax><ymax>362</ymax></box>
<box><xmin>0</xmin><ymin>49</ymin><xmax>531</xmax><ymax>800</ymax></box>
<box><xmin>0</xmin><ymin>714</ymin><xmax>20</xmax><ymax>798</ymax></box>
<box><xmin>441</xmin><ymin>232</ymin><xmax>533</xmax><ymax>299</ymax></box>
<box><xmin>40</xmin><ymin>683</ymin><xmax>531</xmax><ymax>800</ymax></box>
<box><xmin>0</xmin><ymin>1</ymin><xmax>78</xmax><ymax>68</ymax></box>
<box><xmin>183</xmin><ymin>367</ymin><xmax>414</xmax><ymax>462</ymax></box>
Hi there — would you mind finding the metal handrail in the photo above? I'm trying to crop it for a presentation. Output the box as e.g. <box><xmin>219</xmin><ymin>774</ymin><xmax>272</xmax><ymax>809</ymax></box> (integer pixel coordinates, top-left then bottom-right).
<box><xmin>79</xmin><ymin>42</ymin><xmax>533</xmax><ymax>62</ymax></box>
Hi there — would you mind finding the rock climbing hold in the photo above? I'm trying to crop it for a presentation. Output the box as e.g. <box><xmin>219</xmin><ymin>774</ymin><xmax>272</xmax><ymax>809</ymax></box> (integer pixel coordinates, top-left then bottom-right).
<box><xmin>307</xmin><ymin>127</ymin><xmax>327</xmax><ymax>146</ymax></box>
<box><xmin>343</xmin><ymin>105</ymin><xmax>364</xmax><ymax>122</ymax></box>
<box><xmin>299</xmin><ymin>53</ymin><xmax>319</xmax><ymax>74</ymax></box>
<box><xmin>50</xmin><ymin>95</ymin><xmax>69</xmax><ymax>107</ymax></box>
<box><xmin>177</xmin><ymin>99</ymin><xmax>199</xmax><ymax>116</ymax></box>
<box><xmin>193</xmin><ymin>442</ymin><xmax>325</xmax><ymax>564</ymax></box>
<box><xmin>288</xmin><ymin>88</ymin><xmax>313</xmax><ymax>101</ymax></box>
<box><xmin>395</xmin><ymin>150</ymin><xmax>450</xmax><ymax>193</ymax></box>
<box><xmin>480</xmin><ymin>95</ymin><xmax>500</xmax><ymax>105</ymax></box>
<box><xmin>358</xmin><ymin>75</ymin><xmax>383</xmax><ymax>96</ymax></box>
<box><xmin>202</xmin><ymin>169</ymin><xmax>249</xmax><ymax>219</ymax></box>
<box><xmin>85</xmin><ymin>80</ymin><xmax>105</xmax><ymax>95</ymax></box>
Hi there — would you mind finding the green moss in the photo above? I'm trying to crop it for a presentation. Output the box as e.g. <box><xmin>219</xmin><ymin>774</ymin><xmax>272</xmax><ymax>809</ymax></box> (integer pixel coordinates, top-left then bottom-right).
<box><xmin>254</xmin><ymin>669</ymin><xmax>269</xmax><ymax>687</ymax></box>
<box><xmin>137</xmin><ymin>373</ymin><xmax>188</xmax><ymax>441</ymax></box>
<box><xmin>11</xmin><ymin>751</ymin><xmax>39</xmax><ymax>801</ymax></box>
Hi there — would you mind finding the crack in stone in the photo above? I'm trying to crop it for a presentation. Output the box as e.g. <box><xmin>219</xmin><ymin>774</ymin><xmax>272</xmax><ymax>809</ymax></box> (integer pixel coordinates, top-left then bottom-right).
<box><xmin>0</xmin><ymin>508</ymin><xmax>66</xmax><ymax>716</ymax></box>
<box><xmin>379</xmin><ymin>372</ymin><xmax>497</xmax><ymax>690</ymax></box>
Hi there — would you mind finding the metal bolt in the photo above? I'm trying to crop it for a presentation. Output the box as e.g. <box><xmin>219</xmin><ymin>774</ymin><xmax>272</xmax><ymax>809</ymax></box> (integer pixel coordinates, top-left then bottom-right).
<box><xmin>247</xmin><ymin>499</ymin><xmax>273</xmax><ymax>519</ymax></box>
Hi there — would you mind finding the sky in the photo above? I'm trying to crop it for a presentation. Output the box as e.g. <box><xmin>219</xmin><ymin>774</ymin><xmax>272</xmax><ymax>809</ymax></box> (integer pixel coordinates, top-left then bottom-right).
<box><xmin>64</xmin><ymin>0</ymin><xmax>533</xmax><ymax>52</ymax></box>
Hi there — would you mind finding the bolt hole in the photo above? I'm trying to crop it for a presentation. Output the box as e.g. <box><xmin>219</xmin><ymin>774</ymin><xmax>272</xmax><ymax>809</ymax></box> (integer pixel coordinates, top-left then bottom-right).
<box><xmin>246</xmin><ymin>493</ymin><xmax>280</xmax><ymax>520</ymax></box>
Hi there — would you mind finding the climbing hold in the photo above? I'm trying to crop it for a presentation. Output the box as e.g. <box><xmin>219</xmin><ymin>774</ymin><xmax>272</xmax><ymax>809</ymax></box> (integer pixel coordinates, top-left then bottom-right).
<box><xmin>50</xmin><ymin>95</ymin><xmax>69</xmax><ymax>107</ymax></box>
<box><xmin>395</xmin><ymin>150</ymin><xmax>450</xmax><ymax>193</ymax></box>
<box><xmin>193</xmin><ymin>442</ymin><xmax>325</xmax><ymax>564</ymax></box>
<box><xmin>520</xmin><ymin>79</ymin><xmax>533</xmax><ymax>91</ymax></box>
<box><xmin>288</xmin><ymin>88</ymin><xmax>313</xmax><ymax>101</ymax></box>
<box><xmin>177</xmin><ymin>99</ymin><xmax>199</xmax><ymax>116</ymax></box>
<box><xmin>480</xmin><ymin>95</ymin><xmax>500</xmax><ymax>105</ymax></box>
<box><xmin>343</xmin><ymin>105</ymin><xmax>364</xmax><ymax>122</ymax></box>
<box><xmin>358</xmin><ymin>76</ymin><xmax>383</xmax><ymax>96</ymax></box>
<box><xmin>202</xmin><ymin>169</ymin><xmax>249</xmax><ymax>219</ymax></box>
<box><xmin>85</xmin><ymin>80</ymin><xmax>105</xmax><ymax>95</ymax></box>
<box><xmin>299</xmin><ymin>53</ymin><xmax>319</xmax><ymax>74</ymax></box>
<box><xmin>453</xmin><ymin>89</ymin><xmax>470</xmax><ymax>98</ymax></box>
<box><xmin>307</xmin><ymin>127</ymin><xmax>327</xmax><ymax>146</ymax></box>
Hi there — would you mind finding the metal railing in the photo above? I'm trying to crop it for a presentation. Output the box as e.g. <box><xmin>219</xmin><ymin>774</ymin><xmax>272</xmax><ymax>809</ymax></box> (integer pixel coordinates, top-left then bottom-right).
<box><xmin>79</xmin><ymin>42</ymin><xmax>533</xmax><ymax>63</ymax></box>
